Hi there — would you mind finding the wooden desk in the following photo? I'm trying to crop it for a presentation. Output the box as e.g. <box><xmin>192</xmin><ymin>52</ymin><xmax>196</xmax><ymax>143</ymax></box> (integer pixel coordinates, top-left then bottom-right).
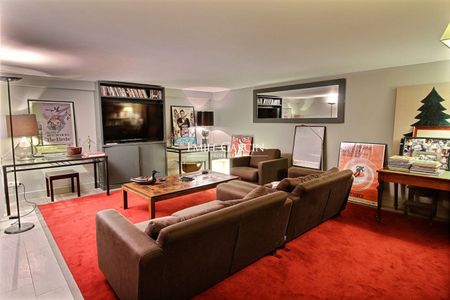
<box><xmin>376</xmin><ymin>169</ymin><xmax>450</xmax><ymax>222</ymax></box>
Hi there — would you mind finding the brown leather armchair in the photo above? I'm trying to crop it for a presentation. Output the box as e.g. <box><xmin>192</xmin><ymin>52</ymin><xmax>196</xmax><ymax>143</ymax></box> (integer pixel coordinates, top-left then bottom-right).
<box><xmin>230</xmin><ymin>149</ymin><xmax>288</xmax><ymax>185</ymax></box>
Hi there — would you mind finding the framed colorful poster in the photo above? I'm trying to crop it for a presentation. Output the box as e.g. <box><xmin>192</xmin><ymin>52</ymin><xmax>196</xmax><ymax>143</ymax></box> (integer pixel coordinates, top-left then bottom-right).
<box><xmin>338</xmin><ymin>142</ymin><xmax>386</xmax><ymax>205</ymax></box>
<box><xmin>292</xmin><ymin>125</ymin><xmax>325</xmax><ymax>170</ymax></box>
<box><xmin>170</xmin><ymin>106</ymin><xmax>197</xmax><ymax>145</ymax></box>
<box><xmin>28</xmin><ymin>100</ymin><xmax>77</xmax><ymax>147</ymax></box>
<box><xmin>230</xmin><ymin>135</ymin><xmax>253</xmax><ymax>158</ymax></box>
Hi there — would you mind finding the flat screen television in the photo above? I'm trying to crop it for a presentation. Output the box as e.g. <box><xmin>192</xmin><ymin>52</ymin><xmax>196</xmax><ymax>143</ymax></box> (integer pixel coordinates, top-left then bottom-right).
<box><xmin>102</xmin><ymin>100</ymin><xmax>164</xmax><ymax>144</ymax></box>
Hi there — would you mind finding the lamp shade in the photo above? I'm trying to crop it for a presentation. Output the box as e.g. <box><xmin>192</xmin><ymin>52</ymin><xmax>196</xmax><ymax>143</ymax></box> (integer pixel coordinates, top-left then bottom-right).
<box><xmin>6</xmin><ymin>114</ymin><xmax>39</xmax><ymax>137</ymax></box>
<box><xmin>197</xmin><ymin>111</ymin><xmax>214</xmax><ymax>126</ymax></box>
<box><xmin>441</xmin><ymin>23</ymin><xmax>450</xmax><ymax>48</ymax></box>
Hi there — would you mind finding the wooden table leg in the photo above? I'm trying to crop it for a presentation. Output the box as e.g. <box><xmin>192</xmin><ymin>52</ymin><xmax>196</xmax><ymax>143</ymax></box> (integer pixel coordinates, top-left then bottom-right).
<box><xmin>123</xmin><ymin>189</ymin><xmax>128</xmax><ymax>209</ymax></box>
<box><xmin>376</xmin><ymin>178</ymin><xmax>384</xmax><ymax>222</ymax></box>
<box><xmin>394</xmin><ymin>183</ymin><xmax>398</xmax><ymax>210</ymax></box>
<box><xmin>149</xmin><ymin>199</ymin><xmax>155</xmax><ymax>219</ymax></box>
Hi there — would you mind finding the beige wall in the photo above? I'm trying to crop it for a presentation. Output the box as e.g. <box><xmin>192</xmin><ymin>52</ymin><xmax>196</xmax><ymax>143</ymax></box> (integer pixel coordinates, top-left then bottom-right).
<box><xmin>212</xmin><ymin>60</ymin><xmax>450</xmax><ymax>217</ymax></box>
<box><xmin>0</xmin><ymin>76</ymin><xmax>196</xmax><ymax>217</ymax></box>
<box><xmin>213</xmin><ymin>60</ymin><xmax>450</xmax><ymax>167</ymax></box>
<box><xmin>0</xmin><ymin>76</ymin><xmax>97</xmax><ymax>217</ymax></box>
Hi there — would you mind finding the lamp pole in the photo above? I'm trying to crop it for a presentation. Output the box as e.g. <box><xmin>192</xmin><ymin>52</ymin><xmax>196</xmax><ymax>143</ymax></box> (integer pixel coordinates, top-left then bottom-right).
<box><xmin>1</xmin><ymin>76</ymin><xmax>35</xmax><ymax>234</ymax></box>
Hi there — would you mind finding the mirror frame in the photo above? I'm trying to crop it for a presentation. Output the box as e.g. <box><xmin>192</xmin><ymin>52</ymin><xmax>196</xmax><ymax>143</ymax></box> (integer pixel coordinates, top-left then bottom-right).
<box><xmin>253</xmin><ymin>78</ymin><xmax>346</xmax><ymax>123</ymax></box>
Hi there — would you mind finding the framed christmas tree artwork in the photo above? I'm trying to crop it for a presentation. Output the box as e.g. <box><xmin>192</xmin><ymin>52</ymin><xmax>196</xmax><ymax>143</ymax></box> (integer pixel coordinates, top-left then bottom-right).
<box><xmin>393</xmin><ymin>83</ymin><xmax>450</xmax><ymax>154</ymax></box>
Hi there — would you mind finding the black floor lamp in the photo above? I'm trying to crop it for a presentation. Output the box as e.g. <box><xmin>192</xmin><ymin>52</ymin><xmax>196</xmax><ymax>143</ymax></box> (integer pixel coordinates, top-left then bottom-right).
<box><xmin>1</xmin><ymin>76</ymin><xmax>35</xmax><ymax>234</ymax></box>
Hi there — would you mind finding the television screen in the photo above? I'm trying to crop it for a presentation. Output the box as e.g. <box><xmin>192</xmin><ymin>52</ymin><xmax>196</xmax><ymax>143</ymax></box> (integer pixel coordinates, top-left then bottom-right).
<box><xmin>102</xmin><ymin>100</ymin><xmax>164</xmax><ymax>144</ymax></box>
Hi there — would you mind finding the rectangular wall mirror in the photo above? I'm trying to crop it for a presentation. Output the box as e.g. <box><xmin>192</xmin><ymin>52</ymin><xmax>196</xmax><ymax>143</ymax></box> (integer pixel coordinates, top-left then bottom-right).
<box><xmin>253</xmin><ymin>78</ymin><xmax>346</xmax><ymax>123</ymax></box>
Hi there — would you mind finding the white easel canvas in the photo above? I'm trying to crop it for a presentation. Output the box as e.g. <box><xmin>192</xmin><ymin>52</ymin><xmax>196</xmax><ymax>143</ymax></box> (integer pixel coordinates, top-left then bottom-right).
<box><xmin>292</xmin><ymin>125</ymin><xmax>326</xmax><ymax>170</ymax></box>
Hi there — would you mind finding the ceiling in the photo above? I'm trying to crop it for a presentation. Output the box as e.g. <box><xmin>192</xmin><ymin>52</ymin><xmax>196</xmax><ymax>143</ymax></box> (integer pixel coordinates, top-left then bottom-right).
<box><xmin>1</xmin><ymin>0</ymin><xmax>449</xmax><ymax>90</ymax></box>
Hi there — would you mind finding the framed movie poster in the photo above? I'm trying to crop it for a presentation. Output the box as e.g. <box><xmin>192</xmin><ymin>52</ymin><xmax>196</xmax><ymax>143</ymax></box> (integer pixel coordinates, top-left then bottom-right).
<box><xmin>230</xmin><ymin>135</ymin><xmax>253</xmax><ymax>158</ymax></box>
<box><xmin>28</xmin><ymin>100</ymin><xmax>77</xmax><ymax>147</ymax></box>
<box><xmin>338</xmin><ymin>142</ymin><xmax>386</xmax><ymax>205</ymax></box>
<box><xmin>171</xmin><ymin>106</ymin><xmax>197</xmax><ymax>145</ymax></box>
<box><xmin>292</xmin><ymin>125</ymin><xmax>325</xmax><ymax>170</ymax></box>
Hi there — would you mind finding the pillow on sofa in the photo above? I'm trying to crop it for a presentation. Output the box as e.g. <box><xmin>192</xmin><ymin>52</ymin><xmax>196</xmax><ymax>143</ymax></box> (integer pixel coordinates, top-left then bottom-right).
<box><xmin>145</xmin><ymin>216</ymin><xmax>181</xmax><ymax>239</ymax></box>
<box><xmin>222</xmin><ymin>186</ymin><xmax>272</xmax><ymax>207</ymax></box>
<box><xmin>276</xmin><ymin>173</ymin><xmax>321</xmax><ymax>192</ymax></box>
<box><xmin>172</xmin><ymin>200</ymin><xmax>225</xmax><ymax>221</ymax></box>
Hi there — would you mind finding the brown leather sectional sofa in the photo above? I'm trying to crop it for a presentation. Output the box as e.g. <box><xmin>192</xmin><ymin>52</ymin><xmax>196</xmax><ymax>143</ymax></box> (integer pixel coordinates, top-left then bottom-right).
<box><xmin>96</xmin><ymin>191</ymin><xmax>291</xmax><ymax>300</ymax></box>
<box><xmin>218</xmin><ymin>168</ymin><xmax>354</xmax><ymax>241</ymax></box>
<box><xmin>96</xmin><ymin>167</ymin><xmax>353</xmax><ymax>299</ymax></box>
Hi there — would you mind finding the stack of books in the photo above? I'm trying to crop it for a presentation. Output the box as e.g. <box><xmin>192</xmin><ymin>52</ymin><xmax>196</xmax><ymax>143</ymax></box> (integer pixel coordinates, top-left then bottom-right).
<box><xmin>410</xmin><ymin>160</ymin><xmax>442</xmax><ymax>176</ymax></box>
<box><xmin>388</xmin><ymin>155</ymin><xmax>412</xmax><ymax>172</ymax></box>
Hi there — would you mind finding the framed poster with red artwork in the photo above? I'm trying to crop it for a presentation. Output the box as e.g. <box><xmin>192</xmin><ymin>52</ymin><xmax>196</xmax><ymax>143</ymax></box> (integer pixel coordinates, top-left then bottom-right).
<box><xmin>230</xmin><ymin>135</ymin><xmax>253</xmax><ymax>158</ymax></box>
<box><xmin>338</xmin><ymin>142</ymin><xmax>386</xmax><ymax>206</ymax></box>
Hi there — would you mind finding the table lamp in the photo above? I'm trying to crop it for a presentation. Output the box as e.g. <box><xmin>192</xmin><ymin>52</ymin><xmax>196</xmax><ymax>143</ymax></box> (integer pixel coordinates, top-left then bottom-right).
<box><xmin>6</xmin><ymin>114</ymin><xmax>39</xmax><ymax>160</ymax></box>
<box><xmin>196</xmin><ymin>111</ymin><xmax>214</xmax><ymax>145</ymax></box>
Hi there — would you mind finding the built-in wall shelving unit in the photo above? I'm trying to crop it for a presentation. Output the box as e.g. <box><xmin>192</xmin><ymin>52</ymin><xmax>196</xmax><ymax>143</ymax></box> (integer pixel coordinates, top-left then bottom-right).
<box><xmin>96</xmin><ymin>81</ymin><xmax>167</xmax><ymax>186</ymax></box>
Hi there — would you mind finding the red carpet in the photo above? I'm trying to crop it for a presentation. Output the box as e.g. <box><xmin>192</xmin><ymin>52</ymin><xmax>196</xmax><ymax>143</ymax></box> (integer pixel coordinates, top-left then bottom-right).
<box><xmin>39</xmin><ymin>190</ymin><xmax>449</xmax><ymax>300</ymax></box>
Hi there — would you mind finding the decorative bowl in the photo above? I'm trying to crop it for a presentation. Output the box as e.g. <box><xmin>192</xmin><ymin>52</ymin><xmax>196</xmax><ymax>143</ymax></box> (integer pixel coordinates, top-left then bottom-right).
<box><xmin>67</xmin><ymin>146</ymin><xmax>82</xmax><ymax>156</ymax></box>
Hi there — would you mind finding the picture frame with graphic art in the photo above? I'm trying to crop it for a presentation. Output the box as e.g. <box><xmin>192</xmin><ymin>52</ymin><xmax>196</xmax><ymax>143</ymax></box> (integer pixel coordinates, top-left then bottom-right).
<box><xmin>28</xmin><ymin>100</ymin><xmax>77</xmax><ymax>149</ymax></box>
<box><xmin>338</xmin><ymin>142</ymin><xmax>386</xmax><ymax>206</ymax></box>
<box><xmin>170</xmin><ymin>105</ymin><xmax>197</xmax><ymax>146</ymax></box>
<box><xmin>230</xmin><ymin>135</ymin><xmax>253</xmax><ymax>158</ymax></box>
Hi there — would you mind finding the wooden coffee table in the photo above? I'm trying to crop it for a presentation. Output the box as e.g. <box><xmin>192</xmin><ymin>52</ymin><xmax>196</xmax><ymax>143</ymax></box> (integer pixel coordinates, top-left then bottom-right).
<box><xmin>122</xmin><ymin>171</ymin><xmax>239</xmax><ymax>219</ymax></box>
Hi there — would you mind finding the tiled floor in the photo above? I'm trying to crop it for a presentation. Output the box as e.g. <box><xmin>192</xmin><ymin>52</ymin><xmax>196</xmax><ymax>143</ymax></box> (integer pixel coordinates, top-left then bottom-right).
<box><xmin>0</xmin><ymin>188</ymin><xmax>104</xmax><ymax>300</ymax></box>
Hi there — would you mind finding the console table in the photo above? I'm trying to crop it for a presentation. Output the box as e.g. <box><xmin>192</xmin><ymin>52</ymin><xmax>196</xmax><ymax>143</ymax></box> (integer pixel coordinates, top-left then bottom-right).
<box><xmin>2</xmin><ymin>155</ymin><xmax>110</xmax><ymax>216</ymax></box>
<box><xmin>166</xmin><ymin>144</ymin><xmax>228</xmax><ymax>174</ymax></box>
<box><xmin>376</xmin><ymin>169</ymin><xmax>450</xmax><ymax>222</ymax></box>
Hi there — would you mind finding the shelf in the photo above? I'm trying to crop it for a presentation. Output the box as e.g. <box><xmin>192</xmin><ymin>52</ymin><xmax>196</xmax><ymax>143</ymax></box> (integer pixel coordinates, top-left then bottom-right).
<box><xmin>100</xmin><ymin>95</ymin><xmax>162</xmax><ymax>101</ymax></box>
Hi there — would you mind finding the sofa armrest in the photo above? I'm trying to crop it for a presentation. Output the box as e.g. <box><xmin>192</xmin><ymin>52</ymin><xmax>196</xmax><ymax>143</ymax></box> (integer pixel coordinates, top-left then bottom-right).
<box><xmin>96</xmin><ymin>209</ymin><xmax>164</xmax><ymax>300</ymax></box>
<box><xmin>230</xmin><ymin>156</ymin><xmax>251</xmax><ymax>168</ymax></box>
<box><xmin>258</xmin><ymin>158</ymin><xmax>289</xmax><ymax>185</ymax></box>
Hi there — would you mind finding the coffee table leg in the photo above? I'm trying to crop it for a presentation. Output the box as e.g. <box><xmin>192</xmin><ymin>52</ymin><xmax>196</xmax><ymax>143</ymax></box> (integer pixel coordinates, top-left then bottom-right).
<box><xmin>123</xmin><ymin>189</ymin><xmax>128</xmax><ymax>209</ymax></box>
<box><xmin>149</xmin><ymin>199</ymin><xmax>155</xmax><ymax>219</ymax></box>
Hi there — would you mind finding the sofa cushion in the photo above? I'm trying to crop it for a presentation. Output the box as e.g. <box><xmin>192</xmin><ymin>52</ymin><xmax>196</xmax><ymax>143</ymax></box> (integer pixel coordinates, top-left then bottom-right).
<box><xmin>144</xmin><ymin>216</ymin><xmax>181</xmax><ymax>239</ymax></box>
<box><xmin>276</xmin><ymin>173</ymin><xmax>321</xmax><ymax>192</ymax></box>
<box><xmin>172</xmin><ymin>200</ymin><xmax>225</xmax><ymax>221</ymax></box>
<box><xmin>249</xmin><ymin>149</ymin><xmax>281</xmax><ymax>168</ymax></box>
<box><xmin>221</xmin><ymin>186</ymin><xmax>272</xmax><ymax>207</ymax></box>
<box><xmin>245</xmin><ymin>185</ymin><xmax>272</xmax><ymax>199</ymax></box>
<box><xmin>135</xmin><ymin>220</ymin><xmax>150</xmax><ymax>232</ymax></box>
<box><xmin>231</xmin><ymin>167</ymin><xmax>259</xmax><ymax>182</ymax></box>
